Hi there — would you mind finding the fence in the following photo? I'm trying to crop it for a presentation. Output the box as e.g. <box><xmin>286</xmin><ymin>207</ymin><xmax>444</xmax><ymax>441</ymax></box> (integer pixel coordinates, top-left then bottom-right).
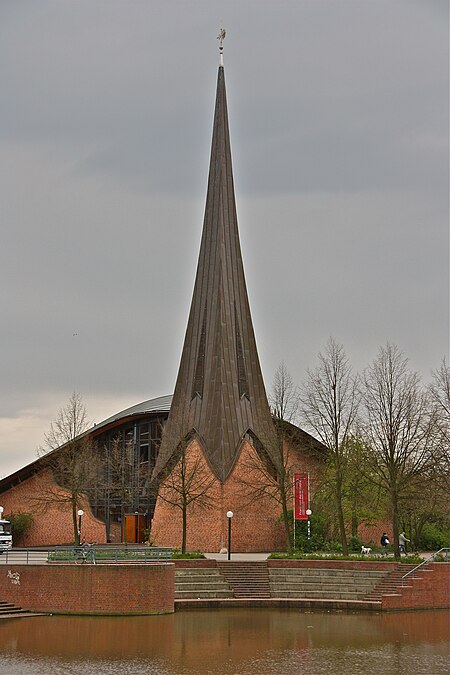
<box><xmin>0</xmin><ymin>544</ymin><xmax>173</xmax><ymax>565</ymax></box>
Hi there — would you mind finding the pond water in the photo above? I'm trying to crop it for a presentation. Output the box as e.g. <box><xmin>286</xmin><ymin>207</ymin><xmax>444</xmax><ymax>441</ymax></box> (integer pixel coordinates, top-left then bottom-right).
<box><xmin>0</xmin><ymin>608</ymin><xmax>448</xmax><ymax>674</ymax></box>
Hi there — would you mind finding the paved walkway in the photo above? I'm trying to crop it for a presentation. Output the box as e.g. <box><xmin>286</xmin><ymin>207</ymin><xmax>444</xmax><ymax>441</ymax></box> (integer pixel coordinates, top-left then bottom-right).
<box><xmin>204</xmin><ymin>552</ymin><xmax>270</xmax><ymax>562</ymax></box>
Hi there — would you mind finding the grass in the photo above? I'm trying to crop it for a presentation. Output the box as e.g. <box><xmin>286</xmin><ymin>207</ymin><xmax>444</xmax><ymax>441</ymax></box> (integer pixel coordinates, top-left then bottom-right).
<box><xmin>268</xmin><ymin>551</ymin><xmax>423</xmax><ymax>564</ymax></box>
<box><xmin>171</xmin><ymin>550</ymin><xmax>206</xmax><ymax>559</ymax></box>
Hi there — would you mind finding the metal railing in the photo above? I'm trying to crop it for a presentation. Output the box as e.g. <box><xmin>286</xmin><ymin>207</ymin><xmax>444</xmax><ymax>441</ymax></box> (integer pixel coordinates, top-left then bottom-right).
<box><xmin>401</xmin><ymin>547</ymin><xmax>449</xmax><ymax>586</ymax></box>
<box><xmin>0</xmin><ymin>545</ymin><xmax>173</xmax><ymax>565</ymax></box>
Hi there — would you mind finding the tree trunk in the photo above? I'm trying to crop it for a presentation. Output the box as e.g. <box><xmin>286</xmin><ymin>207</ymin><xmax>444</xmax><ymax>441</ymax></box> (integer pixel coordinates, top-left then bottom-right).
<box><xmin>72</xmin><ymin>499</ymin><xmax>79</xmax><ymax>545</ymax></box>
<box><xmin>335</xmin><ymin>472</ymin><xmax>348</xmax><ymax>555</ymax></box>
<box><xmin>181</xmin><ymin>504</ymin><xmax>187</xmax><ymax>554</ymax></box>
<box><xmin>281</xmin><ymin>493</ymin><xmax>292</xmax><ymax>553</ymax></box>
<box><xmin>351</xmin><ymin>491</ymin><xmax>358</xmax><ymax>538</ymax></box>
<box><xmin>391</xmin><ymin>489</ymin><xmax>400</xmax><ymax>558</ymax></box>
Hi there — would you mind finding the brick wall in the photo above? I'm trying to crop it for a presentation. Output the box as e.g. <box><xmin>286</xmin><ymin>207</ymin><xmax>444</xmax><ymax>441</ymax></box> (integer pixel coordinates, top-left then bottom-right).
<box><xmin>1</xmin><ymin>469</ymin><xmax>106</xmax><ymax>546</ymax></box>
<box><xmin>151</xmin><ymin>439</ymin><xmax>319</xmax><ymax>552</ymax></box>
<box><xmin>0</xmin><ymin>434</ymin><xmax>321</xmax><ymax>552</ymax></box>
<box><xmin>358</xmin><ymin>520</ymin><xmax>393</xmax><ymax>548</ymax></box>
<box><xmin>0</xmin><ymin>563</ymin><xmax>174</xmax><ymax>615</ymax></box>
<box><xmin>382</xmin><ymin>563</ymin><xmax>450</xmax><ymax>610</ymax></box>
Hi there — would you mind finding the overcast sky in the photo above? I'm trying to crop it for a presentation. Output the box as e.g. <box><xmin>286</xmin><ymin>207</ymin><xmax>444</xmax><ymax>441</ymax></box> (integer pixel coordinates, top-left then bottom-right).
<box><xmin>1</xmin><ymin>0</ymin><xmax>448</xmax><ymax>477</ymax></box>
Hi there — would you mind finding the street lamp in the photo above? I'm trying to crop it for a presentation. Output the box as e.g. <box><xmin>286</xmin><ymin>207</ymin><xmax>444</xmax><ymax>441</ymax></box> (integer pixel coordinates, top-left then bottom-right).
<box><xmin>306</xmin><ymin>509</ymin><xmax>312</xmax><ymax>553</ymax></box>
<box><xmin>226</xmin><ymin>511</ymin><xmax>233</xmax><ymax>561</ymax></box>
<box><xmin>77</xmin><ymin>509</ymin><xmax>84</xmax><ymax>546</ymax></box>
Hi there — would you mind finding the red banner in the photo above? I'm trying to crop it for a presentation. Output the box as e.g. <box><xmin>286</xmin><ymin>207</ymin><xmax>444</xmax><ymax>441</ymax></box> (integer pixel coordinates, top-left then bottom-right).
<box><xmin>294</xmin><ymin>473</ymin><xmax>309</xmax><ymax>520</ymax></box>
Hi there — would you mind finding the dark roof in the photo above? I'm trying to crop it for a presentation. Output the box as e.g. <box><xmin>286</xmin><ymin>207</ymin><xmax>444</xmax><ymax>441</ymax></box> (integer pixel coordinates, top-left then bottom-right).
<box><xmin>0</xmin><ymin>395</ymin><xmax>172</xmax><ymax>493</ymax></box>
<box><xmin>90</xmin><ymin>395</ymin><xmax>172</xmax><ymax>435</ymax></box>
<box><xmin>153</xmin><ymin>64</ymin><xmax>277</xmax><ymax>483</ymax></box>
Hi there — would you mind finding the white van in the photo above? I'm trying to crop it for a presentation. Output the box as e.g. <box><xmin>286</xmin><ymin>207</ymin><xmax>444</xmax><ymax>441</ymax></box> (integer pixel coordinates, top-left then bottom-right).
<box><xmin>0</xmin><ymin>519</ymin><xmax>12</xmax><ymax>552</ymax></box>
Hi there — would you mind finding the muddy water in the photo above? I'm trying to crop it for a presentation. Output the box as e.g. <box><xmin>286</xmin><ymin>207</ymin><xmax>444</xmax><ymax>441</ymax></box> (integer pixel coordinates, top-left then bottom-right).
<box><xmin>0</xmin><ymin>608</ymin><xmax>448</xmax><ymax>674</ymax></box>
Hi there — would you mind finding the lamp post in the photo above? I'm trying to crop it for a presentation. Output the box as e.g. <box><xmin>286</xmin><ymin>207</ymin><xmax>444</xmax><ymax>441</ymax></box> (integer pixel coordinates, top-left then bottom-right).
<box><xmin>77</xmin><ymin>509</ymin><xmax>84</xmax><ymax>546</ymax></box>
<box><xmin>306</xmin><ymin>509</ymin><xmax>312</xmax><ymax>553</ymax></box>
<box><xmin>226</xmin><ymin>511</ymin><xmax>233</xmax><ymax>561</ymax></box>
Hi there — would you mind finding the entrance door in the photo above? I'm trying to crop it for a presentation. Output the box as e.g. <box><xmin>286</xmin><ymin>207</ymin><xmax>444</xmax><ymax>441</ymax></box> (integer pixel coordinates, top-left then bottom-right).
<box><xmin>122</xmin><ymin>514</ymin><xmax>146</xmax><ymax>543</ymax></box>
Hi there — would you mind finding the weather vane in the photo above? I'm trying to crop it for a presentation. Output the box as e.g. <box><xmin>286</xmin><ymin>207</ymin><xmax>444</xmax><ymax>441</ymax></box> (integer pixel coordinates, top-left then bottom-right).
<box><xmin>217</xmin><ymin>28</ymin><xmax>226</xmax><ymax>66</ymax></box>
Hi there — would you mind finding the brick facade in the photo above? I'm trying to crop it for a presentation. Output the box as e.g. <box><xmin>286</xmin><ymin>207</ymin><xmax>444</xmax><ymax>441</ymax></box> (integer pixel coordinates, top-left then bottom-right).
<box><xmin>0</xmin><ymin>469</ymin><xmax>106</xmax><ymax>546</ymax></box>
<box><xmin>0</xmin><ymin>434</ymin><xmax>321</xmax><ymax>552</ymax></box>
<box><xmin>0</xmin><ymin>563</ymin><xmax>174</xmax><ymax>615</ymax></box>
<box><xmin>151</xmin><ymin>438</ymin><xmax>319</xmax><ymax>552</ymax></box>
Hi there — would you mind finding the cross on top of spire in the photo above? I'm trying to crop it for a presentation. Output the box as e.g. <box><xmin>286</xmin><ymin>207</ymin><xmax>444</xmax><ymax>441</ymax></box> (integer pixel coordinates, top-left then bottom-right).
<box><xmin>217</xmin><ymin>28</ymin><xmax>226</xmax><ymax>66</ymax></box>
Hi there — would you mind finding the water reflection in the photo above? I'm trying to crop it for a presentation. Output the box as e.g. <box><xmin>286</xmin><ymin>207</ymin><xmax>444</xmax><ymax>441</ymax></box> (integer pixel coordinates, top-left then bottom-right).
<box><xmin>0</xmin><ymin>609</ymin><xmax>448</xmax><ymax>674</ymax></box>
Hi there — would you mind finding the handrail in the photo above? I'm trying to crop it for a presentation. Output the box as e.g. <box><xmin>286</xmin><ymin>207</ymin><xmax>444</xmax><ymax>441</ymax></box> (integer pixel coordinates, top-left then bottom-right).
<box><xmin>401</xmin><ymin>547</ymin><xmax>449</xmax><ymax>586</ymax></box>
<box><xmin>0</xmin><ymin>544</ymin><xmax>173</xmax><ymax>565</ymax></box>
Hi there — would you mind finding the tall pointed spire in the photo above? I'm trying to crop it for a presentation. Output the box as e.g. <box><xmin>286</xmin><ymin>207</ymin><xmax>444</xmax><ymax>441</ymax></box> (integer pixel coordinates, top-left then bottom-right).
<box><xmin>153</xmin><ymin>48</ymin><xmax>276</xmax><ymax>483</ymax></box>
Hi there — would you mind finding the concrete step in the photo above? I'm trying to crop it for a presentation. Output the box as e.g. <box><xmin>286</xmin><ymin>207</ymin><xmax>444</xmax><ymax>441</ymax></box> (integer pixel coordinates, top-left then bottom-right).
<box><xmin>218</xmin><ymin>562</ymin><xmax>271</xmax><ymax>598</ymax></box>
<box><xmin>175</xmin><ymin>582</ymin><xmax>231</xmax><ymax>591</ymax></box>
<box><xmin>362</xmin><ymin>563</ymin><xmax>417</xmax><ymax>601</ymax></box>
<box><xmin>270</xmin><ymin>579</ymin><xmax>378</xmax><ymax>586</ymax></box>
<box><xmin>174</xmin><ymin>568</ymin><xmax>234</xmax><ymax>599</ymax></box>
<box><xmin>175</xmin><ymin>590</ymin><xmax>234</xmax><ymax>599</ymax></box>
<box><xmin>273</xmin><ymin>590</ymin><xmax>365</xmax><ymax>600</ymax></box>
<box><xmin>0</xmin><ymin>607</ymin><xmax>30</xmax><ymax>615</ymax></box>
<box><xmin>270</xmin><ymin>585</ymin><xmax>375</xmax><ymax>595</ymax></box>
<box><xmin>175</xmin><ymin>569</ymin><xmax>224</xmax><ymax>576</ymax></box>
<box><xmin>269</xmin><ymin>570</ymin><xmax>388</xmax><ymax>579</ymax></box>
<box><xmin>175</xmin><ymin>573</ymin><xmax>226</xmax><ymax>580</ymax></box>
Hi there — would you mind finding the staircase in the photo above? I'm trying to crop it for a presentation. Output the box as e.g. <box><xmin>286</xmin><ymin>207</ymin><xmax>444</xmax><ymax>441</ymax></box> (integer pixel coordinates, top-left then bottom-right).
<box><xmin>217</xmin><ymin>561</ymin><xmax>271</xmax><ymax>598</ymax></box>
<box><xmin>0</xmin><ymin>599</ymin><xmax>35</xmax><ymax>617</ymax></box>
<box><xmin>175</xmin><ymin>567</ymin><xmax>233</xmax><ymax>599</ymax></box>
<box><xmin>269</xmin><ymin>567</ymin><xmax>389</xmax><ymax>601</ymax></box>
<box><xmin>174</xmin><ymin>562</ymin><xmax>425</xmax><ymax>608</ymax></box>
<box><xmin>363</xmin><ymin>564</ymin><xmax>417</xmax><ymax>601</ymax></box>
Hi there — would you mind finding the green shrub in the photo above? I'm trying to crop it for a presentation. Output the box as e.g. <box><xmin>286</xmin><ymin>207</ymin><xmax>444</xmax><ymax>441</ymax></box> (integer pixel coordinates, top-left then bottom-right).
<box><xmin>7</xmin><ymin>512</ymin><xmax>34</xmax><ymax>542</ymax></box>
<box><xmin>268</xmin><ymin>551</ymin><xmax>423</xmax><ymax>563</ymax></box>
<box><xmin>171</xmin><ymin>550</ymin><xmax>206</xmax><ymax>559</ymax></box>
<box><xmin>418</xmin><ymin>523</ymin><xmax>450</xmax><ymax>551</ymax></box>
<box><xmin>349</xmin><ymin>535</ymin><xmax>363</xmax><ymax>551</ymax></box>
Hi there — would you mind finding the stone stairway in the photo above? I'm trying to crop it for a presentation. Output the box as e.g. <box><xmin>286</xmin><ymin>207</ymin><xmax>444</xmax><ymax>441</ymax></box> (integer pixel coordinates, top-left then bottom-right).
<box><xmin>269</xmin><ymin>568</ymin><xmax>389</xmax><ymax>600</ymax></box>
<box><xmin>217</xmin><ymin>561</ymin><xmax>271</xmax><ymax>598</ymax></box>
<box><xmin>174</xmin><ymin>563</ymin><xmax>420</xmax><ymax>607</ymax></box>
<box><xmin>0</xmin><ymin>599</ymin><xmax>34</xmax><ymax>617</ymax></box>
<box><xmin>363</xmin><ymin>563</ymin><xmax>417</xmax><ymax>601</ymax></box>
<box><xmin>175</xmin><ymin>567</ymin><xmax>234</xmax><ymax>599</ymax></box>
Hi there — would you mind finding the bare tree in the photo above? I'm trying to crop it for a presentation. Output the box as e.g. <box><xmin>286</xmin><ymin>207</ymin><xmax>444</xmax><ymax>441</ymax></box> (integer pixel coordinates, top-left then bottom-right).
<box><xmin>431</xmin><ymin>358</ymin><xmax>450</xmax><ymax>419</ymax></box>
<box><xmin>430</xmin><ymin>358</ymin><xmax>450</xmax><ymax>454</ymax></box>
<box><xmin>270</xmin><ymin>361</ymin><xmax>299</xmax><ymax>424</ymax></box>
<box><xmin>361</xmin><ymin>344</ymin><xmax>441</xmax><ymax>557</ymax></box>
<box><xmin>37</xmin><ymin>392</ymin><xmax>99</xmax><ymax>545</ymax></box>
<box><xmin>300</xmin><ymin>338</ymin><xmax>359</xmax><ymax>555</ymax></box>
<box><xmin>157</xmin><ymin>439</ymin><xmax>217</xmax><ymax>553</ymax></box>
<box><xmin>237</xmin><ymin>421</ymin><xmax>296</xmax><ymax>553</ymax></box>
<box><xmin>342</xmin><ymin>435</ymin><xmax>382</xmax><ymax>540</ymax></box>
<box><xmin>101</xmin><ymin>435</ymin><xmax>139</xmax><ymax>539</ymax></box>
<box><xmin>237</xmin><ymin>363</ymin><xmax>306</xmax><ymax>553</ymax></box>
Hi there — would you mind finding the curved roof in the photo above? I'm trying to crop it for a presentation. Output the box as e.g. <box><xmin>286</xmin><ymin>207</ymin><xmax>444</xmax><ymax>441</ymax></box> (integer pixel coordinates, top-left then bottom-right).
<box><xmin>0</xmin><ymin>394</ymin><xmax>173</xmax><ymax>492</ymax></box>
<box><xmin>92</xmin><ymin>394</ymin><xmax>172</xmax><ymax>433</ymax></box>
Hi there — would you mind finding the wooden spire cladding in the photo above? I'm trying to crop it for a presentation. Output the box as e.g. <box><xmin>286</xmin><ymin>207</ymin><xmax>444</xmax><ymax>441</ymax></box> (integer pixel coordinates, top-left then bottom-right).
<box><xmin>152</xmin><ymin>63</ymin><xmax>276</xmax><ymax>483</ymax></box>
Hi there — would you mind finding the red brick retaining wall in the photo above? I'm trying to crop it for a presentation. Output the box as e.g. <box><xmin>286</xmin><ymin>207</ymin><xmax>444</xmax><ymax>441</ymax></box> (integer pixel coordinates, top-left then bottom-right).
<box><xmin>382</xmin><ymin>563</ymin><xmax>449</xmax><ymax>611</ymax></box>
<box><xmin>0</xmin><ymin>563</ymin><xmax>174</xmax><ymax>615</ymax></box>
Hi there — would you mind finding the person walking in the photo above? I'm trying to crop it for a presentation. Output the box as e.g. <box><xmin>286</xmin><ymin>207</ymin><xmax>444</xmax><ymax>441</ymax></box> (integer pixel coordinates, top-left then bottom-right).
<box><xmin>399</xmin><ymin>532</ymin><xmax>410</xmax><ymax>555</ymax></box>
<box><xmin>380</xmin><ymin>532</ymin><xmax>390</xmax><ymax>555</ymax></box>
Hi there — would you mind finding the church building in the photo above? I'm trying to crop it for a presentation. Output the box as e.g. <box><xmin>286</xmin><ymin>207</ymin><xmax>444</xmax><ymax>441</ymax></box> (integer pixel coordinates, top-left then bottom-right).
<box><xmin>0</xmin><ymin>40</ymin><xmax>325</xmax><ymax>551</ymax></box>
